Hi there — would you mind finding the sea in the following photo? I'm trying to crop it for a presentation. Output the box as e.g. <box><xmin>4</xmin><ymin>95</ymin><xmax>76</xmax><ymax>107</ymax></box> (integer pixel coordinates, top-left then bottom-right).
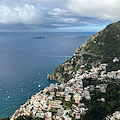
<box><xmin>0</xmin><ymin>32</ymin><xmax>94</xmax><ymax>118</ymax></box>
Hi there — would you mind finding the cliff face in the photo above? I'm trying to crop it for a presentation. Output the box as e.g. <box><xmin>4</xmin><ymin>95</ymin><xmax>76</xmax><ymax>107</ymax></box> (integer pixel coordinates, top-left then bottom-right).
<box><xmin>50</xmin><ymin>21</ymin><xmax>120</xmax><ymax>83</ymax></box>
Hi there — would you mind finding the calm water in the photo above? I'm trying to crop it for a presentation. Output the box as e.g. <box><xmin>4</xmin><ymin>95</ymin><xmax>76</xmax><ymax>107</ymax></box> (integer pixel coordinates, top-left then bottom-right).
<box><xmin>0</xmin><ymin>32</ymin><xmax>94</xmax><ymax>118</ymax></box>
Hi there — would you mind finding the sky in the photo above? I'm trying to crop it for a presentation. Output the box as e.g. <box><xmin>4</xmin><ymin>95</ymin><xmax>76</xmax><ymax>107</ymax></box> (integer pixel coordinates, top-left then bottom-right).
<box><xmin>0</xmin><ymin>0</ymin><xmax>119</xmax><ymax>32</ymax></box>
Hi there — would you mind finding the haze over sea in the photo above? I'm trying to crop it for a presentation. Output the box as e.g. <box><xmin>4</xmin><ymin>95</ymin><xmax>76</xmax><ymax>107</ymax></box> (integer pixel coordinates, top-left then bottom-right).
<box><xmin>0</xmin><ymin>32</ymin><xmax>94</xmax><ymax>118</ymax></box>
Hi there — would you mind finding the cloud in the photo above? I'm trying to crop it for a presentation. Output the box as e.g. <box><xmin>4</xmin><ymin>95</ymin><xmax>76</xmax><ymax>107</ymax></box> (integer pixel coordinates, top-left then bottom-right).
<box><xmin>44</xmin><ymin>7</ymin><xmax>110</xmax><ymax>29</ymax></box>
<box><xmin>48</xmin><ymin>8</ymin><xmax>68</xmax><ymax>16</ymax></box>
<box><xmin>0</xmin><ymin>0</ymin><xmax>44</xmax><ymax>25</ymax></box>
<box><xmin>34</xmin><ymin>0</ymin><xmax>69</xmax><ymax>8</ymax></box>
<box><xmin>44</xmin><ymin>8</ymin><xmax>79</xmax><ymax>28</ymax></box>
<box><xmin>0</xmin><ymin>0</ymin><xmax>117</xmax><ymax>31</ymax></box>
<box><xmin>68</xmin><ymin>0</ymin><xmax>120</xmax><ymax>21</ymax></box>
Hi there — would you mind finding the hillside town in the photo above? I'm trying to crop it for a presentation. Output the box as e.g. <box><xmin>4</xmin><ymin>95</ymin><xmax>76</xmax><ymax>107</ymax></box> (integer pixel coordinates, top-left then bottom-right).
<box><xmin>106</xmin><ymin>111</ymin><xmax>120</xmax><ymax>120</ymax></box>
<box><xmin>10</xmin><ymin>61</ymin><xmax>120</xmax><ymax>120</ymax></box>
<box><xmin>77</xmin><ymin>63</ymin><xmax>120</xmax><ymax>81</ymax></box>
<box><xmin>11</xmin><ymin>71</ymin><xmax>89</xmax><ymax>120</ymax></box>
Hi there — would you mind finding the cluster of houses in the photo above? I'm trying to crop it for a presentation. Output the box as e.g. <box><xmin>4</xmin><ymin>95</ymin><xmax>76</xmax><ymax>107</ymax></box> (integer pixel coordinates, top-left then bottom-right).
<box><xmin>106</xmin><ymin>70</ymin><xmax>120</xmax><ymax>80</ymax></box>
<box><xmin>76</xmin><ymin>63</ymin><xmax>108</xmax><ymax>80</ymax></box>
<box><xmin>11</xmin><ymin>62</ymin><xmax>120</xmax><ymax>120</ymax></box>
<box><xmin>11</xmin><ymin>71</ymin><xmax>97</xmax><ymax>120</ymax></box>
<box><xmin>77</xmin><ymin>63</ymin><xmax>120</xmax><ymax>82</ymax></box>
<box><xmin>106</xmin><ymin>111</ymin><xmax>120</xmax><ymax>120</ymax></box>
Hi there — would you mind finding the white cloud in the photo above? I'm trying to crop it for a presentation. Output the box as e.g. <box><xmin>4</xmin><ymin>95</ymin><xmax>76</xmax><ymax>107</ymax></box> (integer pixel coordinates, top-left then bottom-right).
<box><xmin>0</xmin><ymin>0</ymin><xmax>117</xmax><ymax>31</ymax></box>
<box><xmin>34</xmin><ymin>0</ymin><xmax>69</xmax><ymax>8</ymax></box>
<box><xmin>62</xmin><ymin>18</ymin><xmax>78</xmax><ymax>23</ymax></box>
<box><xmin>46</xmin><ymin>8</ymin><xmax>78</xmax><ymax>27</ymax></box>
<box><xmin>68</xmin><ymin>0</ymin><xmax>120</xmax><ymax>21</ymax></box>
<box><xmin>49</xmin><ymin>8</ymin><xmax>68</xmax><ymax>16</ymax></box>
<box><xmin>0</xmin><ymin>1</ymin><xmax>44</xmax><ymax>25</ymax></box>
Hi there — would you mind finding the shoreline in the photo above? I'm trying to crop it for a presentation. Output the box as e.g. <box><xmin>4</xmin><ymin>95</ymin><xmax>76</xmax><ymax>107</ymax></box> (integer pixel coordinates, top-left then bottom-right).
<box><xmin>0</xmin><ymin>32</ymin><xmax>93</xmax><ymax>119</ymax></box>
<box><xmin>11</xmin><ymin>72</ymin><xmax>88</xmax><ymax>120</ymax></box>
<box><xmin>11</xmin><ymin>60</ymin><xmax>120</xmax><ymax>119</ymax></box>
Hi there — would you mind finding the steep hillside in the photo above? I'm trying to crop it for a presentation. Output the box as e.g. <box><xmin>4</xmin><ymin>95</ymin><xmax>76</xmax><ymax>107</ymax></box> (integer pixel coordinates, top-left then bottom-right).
<box><xmin>49</xmin><ymin>21</ymin><xmax>120</xmax><ymax>82</ymax></box>
<box><xmin>85</xmin><ymin>21</ymin><xmax>120</xmax><ymax>58</ymax></box>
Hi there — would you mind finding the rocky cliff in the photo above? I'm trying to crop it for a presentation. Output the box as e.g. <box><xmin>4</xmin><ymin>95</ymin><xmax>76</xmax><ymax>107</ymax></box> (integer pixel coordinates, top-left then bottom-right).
<box><xmin>49</xmin><ymin>21</ymin><xmax>120</xmax><ymax>83</ymax></box>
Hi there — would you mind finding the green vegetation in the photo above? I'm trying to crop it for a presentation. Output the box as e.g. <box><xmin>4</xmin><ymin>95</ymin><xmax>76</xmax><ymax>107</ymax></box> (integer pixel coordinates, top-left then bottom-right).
<box><xmin>63</xmin><ymin>101</ymin><xmax>73</xmax><ymax>109</ymax></box>
<box><xmin>15</xmin><ymin>116</ymin><xmax>44</xmax><ymax>120</ymax></box>
<box><xmin>85</xmin><ymin>21</ymin><xmax>120</xmax><ymax>72</ymax></box>
<box><xmin>0</xmin><ymin>116</ymin><xmax>44</xmax><ymax>120</ymax></box>
<box><xmin>106</xmin><ymin>61</ymin><xmax>120</xmax><ymax>72</ymax></box>
<box><xmin>0</xmin><ymin>117</ymin><xmax>10</xmax><ymax>120</ymax></box>
<box><xmin>63</xmin><ymin>74</ymin><xmax>73</xmax><ymax>83</ymax></box>
<box><xmin>82</xmin><ymin>83</ymin><xmax>120</xmax><ymax>120</ymax></box>
<box><xmin>63</xmin><ymin>96</ymin><xmax>75</xmax><ymax>109</ymax></box>
<box><xmin>52</xmin><ymin>65</ymin><xmax>60</xmax><ymax>76</ymax></box>
<box><xmin>85</xmin><ymin>21</ymin><xmax>120</xmax><ymax>58</ymax></box>
<box><xmin>83</xmin><ymin>78</ymin><xmax>102</xmax><ymax>87</ymax></box>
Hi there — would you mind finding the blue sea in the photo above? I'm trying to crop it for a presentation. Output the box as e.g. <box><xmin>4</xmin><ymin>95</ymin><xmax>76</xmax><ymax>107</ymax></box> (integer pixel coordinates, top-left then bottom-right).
<box><xmin>0</xmin><ymin>32</ymin><xmax>94</xmax><ymax>118</ymax></box>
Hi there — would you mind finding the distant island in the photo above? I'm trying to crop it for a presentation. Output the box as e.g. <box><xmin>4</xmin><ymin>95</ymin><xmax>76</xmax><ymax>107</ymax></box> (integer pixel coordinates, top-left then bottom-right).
<box><xmin>81</xmin><ymin>36</ymin><xmax>85</xmax><ymax>37</ymax></box>
<box><xmin>33</xmin><ymin>36</ymin><xmax>45</xmax><ymax>39</ymax></box>
<box><xmin>2</xmin><ymin>21</ymin><xmax>120</xmax><ymax>120</ymax></box>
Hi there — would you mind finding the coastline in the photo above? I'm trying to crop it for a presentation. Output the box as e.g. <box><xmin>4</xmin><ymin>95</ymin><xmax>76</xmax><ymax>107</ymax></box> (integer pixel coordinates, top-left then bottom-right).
<box><xmin>11</xmin><ymin>72</ymin><xmax>88</xmax><ymax>120</ymax></box>
<box><xmin>0</xmin><ymin>32</ymin><xmax>92</xmax><ymax>119</ymax></box>
<box><xmin>11</xmin><ymin>62</ymin><xmax>120</xmax><ymax>120</ymax></box>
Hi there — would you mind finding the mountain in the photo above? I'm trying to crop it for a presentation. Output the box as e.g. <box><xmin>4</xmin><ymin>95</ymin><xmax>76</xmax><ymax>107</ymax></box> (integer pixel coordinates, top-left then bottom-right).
<box><xmin>49</xmin><ymin>21</ymin><xmax>120</xmax><ymax>83</ymax></box>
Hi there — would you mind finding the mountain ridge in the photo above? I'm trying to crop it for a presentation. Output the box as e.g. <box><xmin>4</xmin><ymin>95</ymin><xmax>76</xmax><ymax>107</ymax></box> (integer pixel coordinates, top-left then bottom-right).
<box><xmin>49</xmin><ymin>21</ymin><xmax>120</xmax><ymax>83</ymax></box>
